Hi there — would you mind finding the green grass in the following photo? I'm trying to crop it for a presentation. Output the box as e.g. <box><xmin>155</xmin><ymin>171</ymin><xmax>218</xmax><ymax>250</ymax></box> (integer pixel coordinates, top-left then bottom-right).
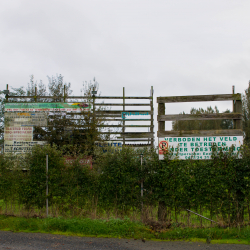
<box><xmin>0</xmin><ymin>215</ymin><xmax>250</xmax><ymax>245</ymax></box>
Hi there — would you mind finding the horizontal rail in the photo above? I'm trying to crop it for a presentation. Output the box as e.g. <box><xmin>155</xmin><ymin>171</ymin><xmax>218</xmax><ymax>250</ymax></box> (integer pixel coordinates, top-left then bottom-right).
<box><xmin>120</xmin><ymin>132</ymin><xmax>154</xmax><ymax>138</ymax></box>
<box><xmin>158</xmin><ymin>113</ymin><xmax>242</xmax><ymax>121</ymax></box>
<box><xmin>157</xmin><ymin>94</ymin><xmax>241</xmax><ymax>103</ymax></box>
<box><xmin>94</xmin><ymin>103</ymin><xmax>150</xmax><ymax>106</ymax></box>
<box><xmin>158</xmin><ymin>129</ymin><xmax>244</xmax><ymax>137</ymax></box>
<box><xmin>7</xmin><ymin>96</ymin><xmax>152</xmax><ymax>100</ymax></box>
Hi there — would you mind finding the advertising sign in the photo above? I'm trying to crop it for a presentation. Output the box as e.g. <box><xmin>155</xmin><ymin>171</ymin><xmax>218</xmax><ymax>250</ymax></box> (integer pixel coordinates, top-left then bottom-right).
<box><xmin>95</xmin><ymin>141</ymin><xmax>122</xmax><ymax>153</ymax></box>
<box><xmin>64</xmin><ymin>156</ymin><xmax>92</xmax><ymax>168</ymax></box>
<box><xmin>158</xmin><ymin>136</ymin><xmax>243</xmax><ymax>160</ymax></box>
<box><xmin>5</xmin><ymin>102</ymin><xmax>91</xmax><ymax>112</ymax></box>
<box><xmin>4</xmin><ymin>127</ymin><xmax>33</xmax><ymax>141</ymax></box>
<box><xmin>4</xmin><ymin>141</ymin><xmax>47</xmax><ymax>154</ymax></box>
<box><xmin>121</xmin><ymin>111</ymin><xmax>150</xmax><ymax>120</ymax></box>
<box><xmin>5</xmin><ymin>112</ymin><xmax>47</xmax><ymax>126</ymax></box>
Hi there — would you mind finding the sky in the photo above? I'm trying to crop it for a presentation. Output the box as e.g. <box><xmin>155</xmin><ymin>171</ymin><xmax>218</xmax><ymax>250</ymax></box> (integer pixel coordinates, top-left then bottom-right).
<box><xmin>1</xmin><ymin>0</ymin><xmax>250</xmax><ymax>132</ymax></box>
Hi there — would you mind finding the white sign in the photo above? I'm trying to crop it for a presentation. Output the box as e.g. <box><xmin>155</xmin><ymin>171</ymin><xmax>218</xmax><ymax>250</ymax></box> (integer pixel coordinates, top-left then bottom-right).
<box><xmin>4</xmin><ymin>141</ymin><xmax>47</xmax><ymax>154</ymax></box>
<box><xmin>4</xmin><ymin>127</ymin><xmax>33</xmax><ymax>141</ymax></box>
<box><xmin>5</xmin><ymin>112</ymin><xmax>47</xmax><ymax>127</ymax></box>
<box><xmin>158</xmin><ymin>136</ymin><xmax>243</xmax><ymax>160</ymax></box>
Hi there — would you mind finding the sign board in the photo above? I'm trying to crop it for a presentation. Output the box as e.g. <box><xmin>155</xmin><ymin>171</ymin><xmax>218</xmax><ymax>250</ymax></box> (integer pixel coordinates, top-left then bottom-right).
<box><xmin>122</xmin><ymin>111</ymin><xmax>150</xmax><ymax>120</ymax></box>
<box><xmin>4</xmin><ymin>141</ymin><xmax>47</xmax><ymax>154</ymax></box>
<box><xmin>95</xmin><ymin>141</ymin><xmax>122</xmax><ymax>153</ymax></box>
<box><xmin>5</xmin><ymin>112</ymin><xmax>47</xmax><ymax>126</ymax></box>
<box><xmin>4</xmin><ymin>127</ymin><xmax>33</xmax><ymax>141</ymax></box>
<box><xmin>64</xmin><ymin>156</ymin><xmax>92</xmax><ymax>168</ymax></box>
<box><xmin>158</xmin><ymin>136</ymin><xmax>243</xmax><ymax>160</ymax></box>
<box><xmin>5</xmin><ymin>102</ymin><xmax>91</xmax><ymax>112</ymax></box>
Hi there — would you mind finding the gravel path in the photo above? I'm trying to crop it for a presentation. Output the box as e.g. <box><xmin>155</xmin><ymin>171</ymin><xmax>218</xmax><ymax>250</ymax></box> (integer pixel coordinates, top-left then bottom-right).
<box><xmin>0</xmin><ymin>231</ymin><xmax>249</xmax><ymax>250</ymax></box>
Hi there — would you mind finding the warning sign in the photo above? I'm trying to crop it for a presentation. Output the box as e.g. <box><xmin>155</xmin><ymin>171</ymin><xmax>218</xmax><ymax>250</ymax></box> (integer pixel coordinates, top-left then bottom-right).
<box><xmin>159</xmin><ymin>140</ymin><xmax>168</xmax><ymax>155</ymax></box>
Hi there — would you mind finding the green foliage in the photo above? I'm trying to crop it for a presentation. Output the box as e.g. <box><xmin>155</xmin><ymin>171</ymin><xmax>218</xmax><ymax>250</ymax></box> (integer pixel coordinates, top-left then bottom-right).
<box><xmin>1</xmin><ymin>145</ymin><xmax>250</xmax><ymax>227</ymax></box>
<box><xmin>242</xmin><ymin>83</ymin><xmax>250</xmax><ymax>145</ymax></box>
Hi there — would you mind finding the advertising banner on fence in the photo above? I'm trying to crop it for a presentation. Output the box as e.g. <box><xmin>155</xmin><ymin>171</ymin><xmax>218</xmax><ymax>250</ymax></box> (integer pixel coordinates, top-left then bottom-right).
<box><xmin>5</xmin><ymin>102</ymin><xmax>91</xmax><ymax>112</ymax></box>
<box><xmin>158</xmin><ymin>136</ymin><xmax>243</xmax><ymax>160</ymax></box>
<box><xmin>4</xmin><ymin>127</ymin><xmax>33</xmax><ymax>141</ymax></box>
<box><xmin>95</xmin><ymin>141</ymin><xmax>122</xmax><ymax>153</ymax></box>
<box><xmin>5</xmin><ymin>112</ymin><xmax>48</xmax><ymax>126</ymax></box>
<box><xmin>4</xmin><ymin>141</ymin><xmax>47</xmax><ymax>154</ymax></box>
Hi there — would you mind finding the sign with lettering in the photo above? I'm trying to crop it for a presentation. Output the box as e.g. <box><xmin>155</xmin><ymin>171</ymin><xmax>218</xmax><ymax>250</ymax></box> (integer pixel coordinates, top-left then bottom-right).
<box><xmin>4</xmin><ymin>127</ymin><xmax>33</xmax><ymax>141</ymax></box>
<box><xmin>4</xmin><ymin>141</ymin><xmax>47</xmax><ymax>154</ymax></box>
<box><xmin>5</xmin><ymin>102</ymin><xmax>91</xmax><ymax>112</ymax></box>
<box><xmin>64</xmin><ymin>156</ymin><xmax>92</xmax><ymax>168</ymax></box>
<box><xmin>5</xmin><ymin>112</ymin><xmax>47</xmax><ymax>126</ymax></box>
<box><xmin>121</xmin><ymin>112</ymin><xmax>149</xmax><ymax>120</ymax></box>
<box><xmin>95</xmin><ymin>141</ymin><xmax>122</xmax><ymax>153</ymax></box>
<box><xmin>158</xmin><ymin>136</ymin><xmax>243</xmax><ymax>160</ymax></box>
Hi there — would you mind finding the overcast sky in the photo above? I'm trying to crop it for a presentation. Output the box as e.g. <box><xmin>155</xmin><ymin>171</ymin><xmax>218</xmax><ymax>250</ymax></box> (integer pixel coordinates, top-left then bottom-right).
<box><xmin>1</xmin><ymin>0</ymin><xmax>250</xmax><ymax>131</ymax></box>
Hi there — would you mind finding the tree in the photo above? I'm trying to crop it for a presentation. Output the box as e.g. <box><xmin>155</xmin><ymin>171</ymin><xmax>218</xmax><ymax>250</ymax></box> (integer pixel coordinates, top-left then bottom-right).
<box><xmin>172</xmin><ymin>106</ymin><xmax>233</xmax><ymax>131</ymax></box>
<box><xmin>242</xmin><ymin>82</ymin><xmax>250</xmax><ymax>145</ymax></box>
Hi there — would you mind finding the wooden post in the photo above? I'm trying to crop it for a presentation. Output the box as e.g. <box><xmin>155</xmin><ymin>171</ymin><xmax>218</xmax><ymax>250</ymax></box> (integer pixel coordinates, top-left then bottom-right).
<box><xmin>46</xmin><ymin>154</ymin><xmax>49</xmax><ymax>217</ymax></box>
<box><xmin>141</xmin><ymin>153</ymin><xmax>143</xmax><ymax>221</ymax></box>
<box><xmin>6</xmin><ymin>84</ymin><xmax>8</xmax><ymax>103</ymax></box>
<box><xmin>35</xmin><ymin>86</ymin><xmax>37</xmax><ymax>102</ymax></box>
<box><xmin>123</xmin><ymin>87</ymin><xmax>125</xmax><ymax>145</ymax></box>
<box><xmin>150</xmin><ymin>86</ymin><xmax>154</xmax><ymax>148</ymax></box>
<box><xmin>63</xmin><ymin>85</ymin><xmax>66</xmax><ymax>103</ymax></box>
<box><xmin>158</xmin><ymin>102</ymin><xmax>165</xmax><ymax>133</ymax></box>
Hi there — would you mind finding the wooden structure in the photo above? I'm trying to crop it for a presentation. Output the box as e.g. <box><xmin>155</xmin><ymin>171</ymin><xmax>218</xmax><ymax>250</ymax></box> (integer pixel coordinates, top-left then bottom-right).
<box><xmin>157</xmin><ymin>88</ymin><xmax>243</xmax><ymax>138</ymax></box>
<box><xmin>4</xmin><ymin>85</ymin><xmax>154</xmax><ymax>147</ymax></box>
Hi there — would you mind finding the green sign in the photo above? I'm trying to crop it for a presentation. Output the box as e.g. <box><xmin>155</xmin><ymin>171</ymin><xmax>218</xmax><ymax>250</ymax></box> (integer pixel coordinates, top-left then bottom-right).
<box><xmin>5</xmin><ymin>103</ymin><xmax>91</xmax><ymax>112</ymax></box>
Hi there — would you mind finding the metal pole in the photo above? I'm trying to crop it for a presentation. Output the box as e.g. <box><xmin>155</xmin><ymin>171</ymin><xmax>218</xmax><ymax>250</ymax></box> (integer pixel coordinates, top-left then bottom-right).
<box><xmin>46</xmin><ymin>154</ymin><xmax>49</xmax><ymax>217</ymax></box>
<box><xmin>141</xmin><ymin>153</ymin><xmax>143</xmax><ymax>220</ymax></box>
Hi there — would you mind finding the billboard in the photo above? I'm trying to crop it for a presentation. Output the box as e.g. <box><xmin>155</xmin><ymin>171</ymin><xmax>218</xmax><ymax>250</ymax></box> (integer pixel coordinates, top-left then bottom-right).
<box><xmin>4</xmin><ymin>141</ymin><xmax>47</xmax><ymax>154</ymax></box>
<box><xmin>5</xmin><ymin>112</ymin><xmax>47</xmax><ymax>127</ymax></box>
<box><xmin>5</xmin><ymin>102</ymin><xmax>91</xmax><ymax>112</ymax></box>
<box><xmin>158</xmin><ymin>136</ymin><xmax>243</xmax><ymax>160</ymax></box>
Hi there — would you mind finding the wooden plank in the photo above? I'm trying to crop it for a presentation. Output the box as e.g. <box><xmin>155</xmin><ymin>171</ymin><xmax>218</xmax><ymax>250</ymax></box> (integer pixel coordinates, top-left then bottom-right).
<box><xmin>157</xmin><ymin>94</ymin><xmax>241</xmax><ymax>103</ymax></box>
<box><xmin>158</xmin><ymin>103</ymin><xmax>165</xmax><ymax>132</ymax></box>
<box><xmin>95</xmin><ymin>110</ymin><xmax>153</xmax><ymax>115</ymax></box>
<box><xmin>235</xmin><ymin>100</ymin><xmax>242</xmax><ymax>129</ymax></box>
<box><xmin>158</xmin><ymin>113</ymin><xmax>242</xmax><ymax>121</ymax></box>
<box><xmin>120</xmin><ymin>132</ymin><xmax>154</xmax><ymax>138</ymax></box>
<box><xmin>7</xmin><ymin>96</ymin><xmax>153</xmax><ymax>100</ymax></box>
<box><xmin>95</xmin><ymin>103</ymin><xmax>150</xmax><ymax>106</ymax></box>
<box><xmin>158</xmin><ymin>129</ymin><xmax>244</xmax><ymax>137</ymax></box>
<box><xmin>97</xmin><ymin>125</ymin><xmax>153</xmax><ymax>127</ymax></box>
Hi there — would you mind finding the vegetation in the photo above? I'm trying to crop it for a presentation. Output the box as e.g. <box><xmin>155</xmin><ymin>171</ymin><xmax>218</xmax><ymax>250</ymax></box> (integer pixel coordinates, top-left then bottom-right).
<box><xmin>1</xmin><ymin>145</ymin><xmax>250</xmax><ymax>229</ymax></box>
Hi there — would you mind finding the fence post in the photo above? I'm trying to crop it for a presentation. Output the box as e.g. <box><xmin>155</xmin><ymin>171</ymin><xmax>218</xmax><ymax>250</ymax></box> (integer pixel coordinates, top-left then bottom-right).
<box><xmin>46</xmin><ymin>154</ymin><xmax>49</xmax><ymax>217</ymax></box>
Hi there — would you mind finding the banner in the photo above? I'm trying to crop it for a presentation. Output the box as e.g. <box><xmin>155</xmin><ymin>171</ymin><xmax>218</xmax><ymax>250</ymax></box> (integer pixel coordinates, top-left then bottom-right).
<box><xmin>5</xmin><ymin>102</ymin><xmax>91</xmax><ymax>112</ymax></box>
<box><xmin>158</xmin><ymin>136</ymin><xmax>243</xmax><ymax>160</ymax></box>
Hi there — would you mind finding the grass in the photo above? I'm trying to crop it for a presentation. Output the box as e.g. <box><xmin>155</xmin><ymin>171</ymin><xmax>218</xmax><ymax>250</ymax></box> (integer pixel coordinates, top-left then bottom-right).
<box><xmin>0</xmin><ymin>215</ymin><xmax>250</xmax><ymax>244</ymax></box>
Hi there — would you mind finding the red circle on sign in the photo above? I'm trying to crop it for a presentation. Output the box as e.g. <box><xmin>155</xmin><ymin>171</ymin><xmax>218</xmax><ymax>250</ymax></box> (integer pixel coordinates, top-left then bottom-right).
<box><xmin>159</xmin><ymin>140</ymin><xmax>168</xmax><ymax>154</ymax></box>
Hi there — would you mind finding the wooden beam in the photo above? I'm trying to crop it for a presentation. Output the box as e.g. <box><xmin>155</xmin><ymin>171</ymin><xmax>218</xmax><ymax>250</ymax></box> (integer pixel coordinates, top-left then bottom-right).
<box><xmin>95</xmin><ymin>103</ymin><xmax>150</xmax><ymax>106</ymax></box>
<box><xmin>158</xmin><ymin>129</ymin><xmax>244</xmax><ymax>137</ymax></box>
<box><xmin>157</xmin><ymin>94</ymin><xmax>241</xmax><ymax>103</ymax></box>
<box><xmin>120</xmin><ymin>132</ymin><xmax>154</xmax><ymax>138</ymax></box>
<box><xmin>8</xmin><ymin>96</ymin><xmax>152</xmax><ymax>100</ymax></box>
<box><xmin>158</xmin><ymin>113</ymin><xmax>242</xmax><ymax>121</ymax></box>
